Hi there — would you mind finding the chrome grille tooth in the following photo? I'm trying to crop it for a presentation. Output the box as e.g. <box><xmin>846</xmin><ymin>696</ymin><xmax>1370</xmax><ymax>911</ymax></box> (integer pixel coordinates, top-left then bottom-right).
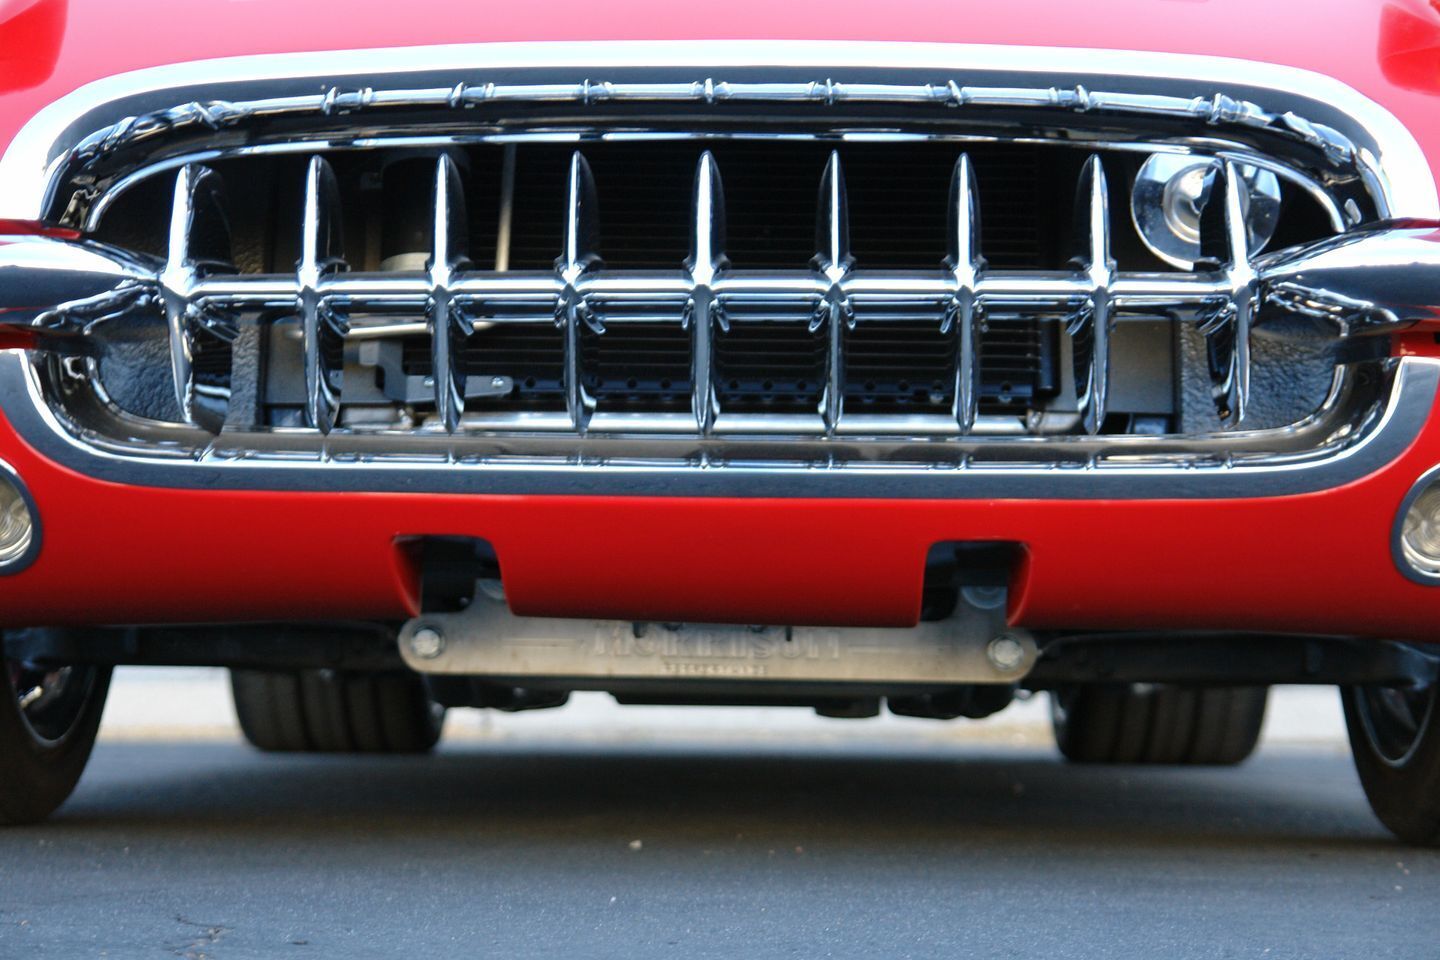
<box><xmin>557</xmin><ymin>151</ymin><xmax>600</xmax><ymax>433</ymax></box>
<box><xmin>1198</xmin><ymin>159</ymin><xmax>1256</xmax><ymax>425</ymax></box>
<box><xmin>1068</xmin><ymin>154</ymin><xmax>1115</xmax><ymax>436</ymax></box>
<box><xmin>686</xmin><ymin>150</ymin><xmax>727</xmax><ymax>435</ymax></box>
<box><xmin>815</xmin><ymin>150</ymin><xmax>852</xmax><ymax>436</ymax></box>
<box><xmin>159</xmin><ymin>162</ymin><xmax>234</xmax><ymax>432</ymax></box>
<box><xmin>427</xmin><ymin>153</ymin><xmax>471</xmax><ymax>433</ymax></box>
<box><xmin>297</xmin><ymin>155</ymin><xmax>347</xmax><ymax>434</ymax></box>
<box><xmin>946</xmin><ymin>153</ymin><xmax>984</xmax><ymax>434</ymax></box>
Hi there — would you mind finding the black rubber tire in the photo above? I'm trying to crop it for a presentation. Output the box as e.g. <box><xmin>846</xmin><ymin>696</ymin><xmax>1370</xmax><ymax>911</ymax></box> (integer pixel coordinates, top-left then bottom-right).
<box><xmin>231</xmin><ymin>669</ymin><xmax>443</xmax><ymax>753</ymax></box>
<box><xmin>0</xmin><ymin>661</ymin><xmax>112</xmax><ymax>825</ymax></box>
<box><xmin>1051</xmin><ymin>683</ymin><xmax>1268</xmax><ymax>765</ymax></box>
<box><xmin>1342</xmin><ymin>683</ymin><xmax>1440</xmax><ymax>846</ymax></box>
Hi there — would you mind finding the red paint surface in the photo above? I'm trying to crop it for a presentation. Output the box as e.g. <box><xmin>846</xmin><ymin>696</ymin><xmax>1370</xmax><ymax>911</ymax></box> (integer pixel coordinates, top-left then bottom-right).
<box><xmin>1381</xmin><ymin>0</ymin><xmax>1440</xmax><ymax>94</ymax></box>
<box><xmin>0</xmin><ymin>0</ymin><xmax>65</xmax><ymax>94</ymax></box>
<box><xmin>0</xmin><ymin>0</ymin><xmax>1437</xmax><ymax>195</ymax></box>
<box><xmin>2</xmin><ymin>0</ymin><xmax>1440</xmax><ymax>634</ymax></box>
<box><xmin>0</xmin><ymin>219</ymin><xmax>79</xmax><ymax>239</ymax></box>
<box><xmin>2</xmin><ymin>381</ymin><xmax>1440</xmax><ymax>637</ymax></box>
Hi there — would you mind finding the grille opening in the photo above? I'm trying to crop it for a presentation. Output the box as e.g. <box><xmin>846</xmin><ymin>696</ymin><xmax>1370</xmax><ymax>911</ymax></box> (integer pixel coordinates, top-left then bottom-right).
<box><xmin>524</xmin><ymin>140</ymin><xmax>1075</xmax><ymax>271</ymax></box>
<box><xmin>190</xmin><ymin>327</ymin><xmax>234</xmax><ymax>393</ymax></box>
<box><xmin>399</xmin><ymin>323</ymin><xmax>568</xmax><ymax>414</ymax></box>
<box><xmin>982</xmin><ymin>317</ymin><xmax>1060</xmax><ymax>411</ymax></box>
<box><xmin>715</xmin><ymin>319</ymin><xmax>828</xmax><ymax>416</ymax></box>
<box><xmin>92</xmin><ymin>140</ymin><xmax>1339</xmax><ymax>279</ymax></box>
<box><xmin>844</xmin><ymin>319</ymin><xmax>956</xmax><ymax>415</ymax></box>
<box><xmin>84</xmin><ymin>132</ymin><xmax>1340</xmax><ymax>440</ymax></box>
<box><xmin>582</xmin><ymin>320</ymin><xmax>693</xmax><ymax>415</ymax></box>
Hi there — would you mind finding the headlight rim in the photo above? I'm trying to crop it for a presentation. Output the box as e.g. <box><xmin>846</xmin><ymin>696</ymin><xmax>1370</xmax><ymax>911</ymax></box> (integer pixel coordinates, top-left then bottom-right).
<box><xmin>0</xmin><ymin>459</ymin><xmax>40</xmax><ymax>575</ymax></box>
<box><xmin>1393</xmin><ymin>464</ymin><xmax>1440</xmax><ymax>585</ymax></box>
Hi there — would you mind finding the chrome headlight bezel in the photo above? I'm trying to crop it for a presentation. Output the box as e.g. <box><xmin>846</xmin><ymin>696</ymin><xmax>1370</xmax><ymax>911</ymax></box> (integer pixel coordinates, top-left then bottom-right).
<box><xmin>0</xmin><ymin>459</ymin><xmax>40</xmax><ymax>575</ymax></box>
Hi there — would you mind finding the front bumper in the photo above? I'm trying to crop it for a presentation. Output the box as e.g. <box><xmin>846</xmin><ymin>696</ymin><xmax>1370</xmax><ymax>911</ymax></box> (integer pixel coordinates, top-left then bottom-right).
<box><xmin>2</xmin><ymin>355</ymin><xmax>1440</xmax><ymax>638</ymax></box>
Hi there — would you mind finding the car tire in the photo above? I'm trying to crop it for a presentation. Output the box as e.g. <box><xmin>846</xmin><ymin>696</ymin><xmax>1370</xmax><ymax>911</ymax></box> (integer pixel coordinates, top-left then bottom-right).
<box><xmin>1342</xmin><ymin>682</ymin><xmax>1440</xmax><ymax>846</ymax></box>
<box><xmin>231</xmin><ymin>669</ymin><xmax>443</xmax><ymax>753</ymax></box>
<box><xmin>1051</xmin><ymin>683</ymin><xmax>1268</xmax><ymax>765</ymax></box>
<box><xmin>1</xmin><ymin>653</ymin><xmax>112</xmax><ymax>825</ymax></box>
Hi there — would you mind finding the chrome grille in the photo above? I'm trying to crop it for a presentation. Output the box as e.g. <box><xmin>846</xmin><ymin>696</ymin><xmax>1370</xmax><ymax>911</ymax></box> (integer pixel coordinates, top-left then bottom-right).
<box><xmin>150</xmin><ymin>147</ymin><xmax>1273</xmax><ymax>438</ymax></box>
<box><xmin>3</xmin><ymin>48</ymin><xmax>1437</xmax><ymax>489</ymax></box>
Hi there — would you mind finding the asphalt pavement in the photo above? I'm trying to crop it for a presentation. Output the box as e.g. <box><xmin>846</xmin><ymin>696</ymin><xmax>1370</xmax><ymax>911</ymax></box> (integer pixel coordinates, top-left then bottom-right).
<box><xmin>1</xmin><ymin>673</ymin><xmax>1437</xmax><ymax>959</ymax></box>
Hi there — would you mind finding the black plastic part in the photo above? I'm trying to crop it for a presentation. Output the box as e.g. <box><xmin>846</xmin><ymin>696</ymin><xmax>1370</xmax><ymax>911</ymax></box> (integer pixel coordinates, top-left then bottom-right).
<box><xmin>416</xmin><ymin>536</ymin><xmax>500</xmax><ymax>612</ymax></box>
<box><xmin>921</xmin><ymin>542</ymin><xmax>1023</xmax><ymax>621</ymax></box>
<box><xmin>889</xmin><ymin>685</ymin><xmax>1015</xmax><ymax>720</ymax></box>
<box><xmin>1029</xmin><ymin>634</ymin><xmax>1440</xmax><ymax>688</ymax></box>
<box><xmin>425</xmin><ymin>676</ymin><xmax>569</xmax><ymax>712</ymax></box>
<box><xmin>611</xmin><ymin>691</ymin><xmax>886</xmax><ymax>712</ymax></box>
<box><xmin>3</xmin><ymin>624</ymin><xmax>405</xmax><ymax>672</ymax></box>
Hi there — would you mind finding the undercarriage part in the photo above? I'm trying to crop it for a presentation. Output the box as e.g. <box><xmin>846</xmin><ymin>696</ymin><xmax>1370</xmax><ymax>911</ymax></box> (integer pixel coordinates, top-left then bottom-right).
<box><xmin>425</xmin><ymin>676</ymin><xmax>569</xmax><ymax>712</ymax></box>
<box><xmin>604</xmin><ymin>692</ymin><xmax>884</xmax><ymax>716</ymax></box>
<box><xmin>1028</xmin><ymin>634</ymin><xmax>1440</xmax><ymax>688</ymax></box>
<box><xmin>230</xmin><ymin>669</ymin><xmax>443</xmax><ymax>754</ymax></box>
<box><xmin>3</xmin><ymin>624</ymin><xmax>406</xmax><ymax>673</ymax></box>
<box><xmin>1050</xmin><ymin>684</ymin><xmax>1269</xmax><ymax>765</ymax></box>
<box><xmin>415</xmin><ymin>536</ymin><xmax>501</xmax><ymax>613</ymax></box>
<box><xmin>889</xmin><ymin>685</ymin><xmax>1016</xmax><ymax>720</ymax></box>
<box><xmin>398</xmin><ymin>585</ymin><xmax>1036</xmax><ymax>686</ymax></box>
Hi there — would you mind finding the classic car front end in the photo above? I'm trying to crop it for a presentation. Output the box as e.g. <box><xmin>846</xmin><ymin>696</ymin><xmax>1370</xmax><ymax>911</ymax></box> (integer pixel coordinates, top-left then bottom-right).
<box><xmin>2</xmin><ymin>0</ymin><xmax>1440</xmax><ymax>843</ymax></box>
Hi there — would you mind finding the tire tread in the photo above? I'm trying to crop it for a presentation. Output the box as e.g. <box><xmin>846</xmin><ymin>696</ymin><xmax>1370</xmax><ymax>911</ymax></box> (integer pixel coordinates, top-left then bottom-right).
<box><xmin>1054</xmin><ymin>684</ymin><xmax>1266</xmax><ymax>766</ymax></box>
<box><xmin>230</xmin><ymin>669</ymin><xmax>440</xmax><ymax>754</ymax></box>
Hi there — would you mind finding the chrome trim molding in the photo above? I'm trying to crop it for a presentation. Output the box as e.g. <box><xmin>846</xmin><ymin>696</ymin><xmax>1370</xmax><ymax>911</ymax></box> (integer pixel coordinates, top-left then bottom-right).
<box><xmin>0</xmin><ymin>352</ymin><xmax>1434</xmax><ymax>500</ymax></box>
<box><xmin>0</xmin><ymin>41</ymin><xmax>1434</xmax><ymax>226</ymax></box>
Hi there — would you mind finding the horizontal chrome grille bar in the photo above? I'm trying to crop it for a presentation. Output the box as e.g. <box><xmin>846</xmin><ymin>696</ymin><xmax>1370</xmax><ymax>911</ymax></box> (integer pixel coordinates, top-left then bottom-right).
<box><xmin>190</xmin><ymin>273</ymin><xmax>1241</xmax><ymax>311</ymax></box>
<box><xmin>65</xmin><ymin>77</ymin><xmax>1357</xmax><ymax>173</ymax></box>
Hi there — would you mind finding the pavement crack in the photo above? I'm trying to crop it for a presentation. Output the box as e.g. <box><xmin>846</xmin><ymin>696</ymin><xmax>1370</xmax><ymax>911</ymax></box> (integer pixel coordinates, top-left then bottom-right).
<box><xmin>169</xmin><ymin>915</ymin><xmax>231</xmax><ymax>959</ymax></box>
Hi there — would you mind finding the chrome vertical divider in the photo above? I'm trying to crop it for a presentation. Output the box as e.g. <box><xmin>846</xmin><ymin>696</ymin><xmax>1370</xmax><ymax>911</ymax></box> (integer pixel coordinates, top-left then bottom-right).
<box><xmin>1199</xmin><ymin>160</ymin><xmax>1256</xmax><ymax>424</ymax></box>
<box><xmin>159</xmin><ymin>163</ymin><xmax>235</xmax><ymax>432</ymax></box>
<box><xmin>815</xmin><ymin>151</ymin><xmax>853</xmax><ymax>436</ymax></box>
<box><xmin>297</xmin><ymin>155</ymin><xmax>348</xmax><ymax>434</ymax></box>
<box><xmin>686</xmin><ymin>151</ymin><xmax>726</xmax><ymax>436</ymax></box>
<box><xmin>557</xmin><ymin>151</ymin><xmax>601</xmax><ymax>433</ymax></box>
<box><xmin>946</xmin><ymin>153</ymin><xmax>985</xmax><ymax>434</ymax></box>
<box><xmin>1068</xmin><ymin>156</ymin><xmax>1115</xmax><ymax>436</ymax></box>
<box><xmin>427</xmin><ymin>154</ymin><xmax>472</xmax><ymax>433</ymax></box>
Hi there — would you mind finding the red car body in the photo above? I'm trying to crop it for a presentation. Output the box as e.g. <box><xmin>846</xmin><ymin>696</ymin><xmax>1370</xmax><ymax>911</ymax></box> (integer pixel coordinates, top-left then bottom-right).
<box><xmin>9</xmin><ymin>0</ymin><xmax>1440</xmax><ymax>844</ymax></box>
<box><xmin>1</xmin><ymin>0</ymin><xmax>1440</xmax><ymax>639</ymax></box>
